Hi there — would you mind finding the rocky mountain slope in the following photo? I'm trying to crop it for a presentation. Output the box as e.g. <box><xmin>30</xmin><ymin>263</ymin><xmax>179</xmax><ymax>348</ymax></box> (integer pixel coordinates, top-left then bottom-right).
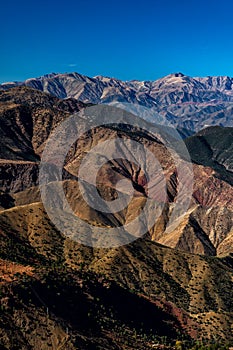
<box><xmin>1</xmin><ymin>72</ymin><xmax>233</xmax><ymax>132</ymax></box>
<box><xmin>0</xmin><ymin>87</ymin><xmax>232</xmax><ymax>256</ymax></box>
<box><xmin>0</xmin><ymin>86</ymin><xmax>232</xmax><ymax>348</ymax></box>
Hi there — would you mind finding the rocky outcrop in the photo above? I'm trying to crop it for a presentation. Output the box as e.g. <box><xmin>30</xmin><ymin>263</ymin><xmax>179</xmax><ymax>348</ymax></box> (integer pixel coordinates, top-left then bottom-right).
<box><xmin>0</xmin><ymin>161</ymin><xmax>39</xmax><ymax>193</ymax></box>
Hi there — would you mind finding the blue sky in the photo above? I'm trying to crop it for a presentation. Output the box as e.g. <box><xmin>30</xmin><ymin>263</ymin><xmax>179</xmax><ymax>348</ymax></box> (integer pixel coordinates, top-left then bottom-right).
<box><xmin>1</xmin><ymin>0</ymin><xmax>233</xmax><ymax>83</ymax></box>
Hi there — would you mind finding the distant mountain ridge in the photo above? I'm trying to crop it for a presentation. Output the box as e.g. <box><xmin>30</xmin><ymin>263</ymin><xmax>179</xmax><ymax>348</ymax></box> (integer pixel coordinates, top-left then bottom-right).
<box><xmin>1</xmin><ymin>71</ymin><xmax>233</xmax><ymax>131</ymax></box>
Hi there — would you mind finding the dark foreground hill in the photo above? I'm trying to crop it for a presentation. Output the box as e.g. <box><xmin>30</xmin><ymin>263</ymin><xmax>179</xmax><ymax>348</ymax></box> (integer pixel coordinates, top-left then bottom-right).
<box><xmin>1</xmin><ymin>203</ymin><xmax>233</xmax><ymax>348</ymax></box>
<box><xmin>185</xmin><ymin>126</ymin><xmax>233</xmax><ymax>184</ymax></box>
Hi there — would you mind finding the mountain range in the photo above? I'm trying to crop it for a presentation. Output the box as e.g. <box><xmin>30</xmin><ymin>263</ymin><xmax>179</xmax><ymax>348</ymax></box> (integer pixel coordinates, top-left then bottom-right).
<box><xmin>1</xmin><ymin>72</ymin><xmax>233</xmax><ymax>132</ymax></box>
<box><xmin>0</xmin><ymin>74</ymin><xmax>232</xmax><ymax>349</ymax></box>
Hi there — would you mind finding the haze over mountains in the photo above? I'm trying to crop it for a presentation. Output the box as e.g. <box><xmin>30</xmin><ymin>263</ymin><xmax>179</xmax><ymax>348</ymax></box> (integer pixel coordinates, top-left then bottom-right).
<box><xmin>0</xmin><ymin>74</ymin><xmax>232</xmax><ymax>348</ymax></box>
<box><xmin>1</xmin><ymin>72</ymin><xmax>233</xmax><ymax>132</ymax></box>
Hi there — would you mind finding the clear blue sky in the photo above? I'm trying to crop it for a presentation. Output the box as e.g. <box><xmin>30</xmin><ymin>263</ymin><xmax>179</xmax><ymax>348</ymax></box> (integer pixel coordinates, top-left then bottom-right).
<box><xmin>1</xmin><ymin>0</ymin><xmax>233</xmax><ymax>83</ymax></box>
